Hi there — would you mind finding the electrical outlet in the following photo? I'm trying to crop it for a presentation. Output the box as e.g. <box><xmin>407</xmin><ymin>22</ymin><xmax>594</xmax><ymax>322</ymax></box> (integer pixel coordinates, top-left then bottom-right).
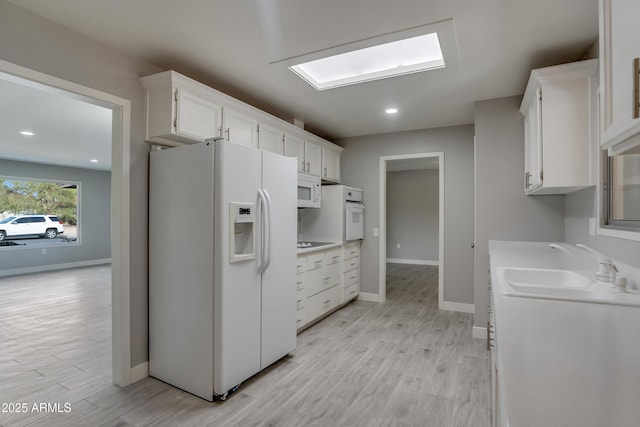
<box><xmin>373</xmin><ymin>228</ymin><xmax>379</xmax><ymax>237</ymax></box>
<box><xmin>588</xmin><ymin>218</ymin><xmax>596</xmax><ymax>237</ymax></box>
<box><xmin>41</xmin><ymin>248</ymin><xmax>46</xmax><ymax>255</ymax></box>
<box><xmin>396</xmin><ymin>243</ymin><xmax>401</xmax><ymax>249</ymax></box>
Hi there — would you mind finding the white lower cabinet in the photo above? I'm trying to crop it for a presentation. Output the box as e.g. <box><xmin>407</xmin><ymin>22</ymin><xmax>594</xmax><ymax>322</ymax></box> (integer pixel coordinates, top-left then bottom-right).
<box><xmin>296</xmin><ymin>242</ymin><xmax>361</xmax><ymax>332</ymax></box>
<box><xmin>307</xmin><ymin>285</ymin><xmax>342</xmax><ymax>321</ymax></box>
<box><xmin>342</xmin><ymin>241</ymin><xmax>361</xmax><ymax>303</ymax></box>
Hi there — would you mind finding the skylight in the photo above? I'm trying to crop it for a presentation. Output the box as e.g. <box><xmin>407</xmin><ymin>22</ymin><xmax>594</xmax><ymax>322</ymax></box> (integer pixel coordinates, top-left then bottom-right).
<box><xmin>290</xmin><ymin>32</ymin><xmax>445</xmax><ymax>90</ymax></box>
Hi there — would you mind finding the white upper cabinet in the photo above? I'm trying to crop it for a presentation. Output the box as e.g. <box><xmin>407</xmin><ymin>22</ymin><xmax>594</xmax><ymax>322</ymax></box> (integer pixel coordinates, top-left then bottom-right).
<box><xmin>258</xmin><ymin>122</ymin><xmax>284</xmax><ymax>155</ymax></box>
<box><xmin>141</xmin><ymin>71</ymin><xmax>222</xmax><ymax>146</ymax></box>
<box><xmin>141</xmin><ymin>70</ymin><xmax>343</xmax><ymax>169</ymax></box>
<box><xmin>304</xmin><ymin>141</ymin><xmax>322</xmax><ymax>177</ymax></box>
<box><xmin>520</xmin><ymin>60</ymin><xmax>597</xmax><ymax>195</ymax></box>
<box><xmin>223</xmin><ymin>107</ymin><xmax>258</xmax><ymax>148</ymax></box>
<box><xmin>322</xmin><ymin>148</ymin><xmax>340</xmax><ymax>182</ymax></box>
<box><xmin>284</xmin><ymin>134</ymin><xmax>305</xmax><ymax>173</ymax></box>
<box><xmin>599</xmin><ymin>0</ymin><xmax>640</xmax><ymax>154</ymax></box>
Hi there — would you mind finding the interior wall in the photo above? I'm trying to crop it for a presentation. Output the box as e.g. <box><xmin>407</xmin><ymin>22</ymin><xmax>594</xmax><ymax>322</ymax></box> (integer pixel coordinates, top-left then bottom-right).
<box><xmin>386</xmin><ymin>169</ymin><xmax>439</xmax><ymax>262</ymax></box>
<box><xmin>0</xmin><ymin>0</ymin><xmax>160</xmax><ymax>367</ymax></box>
<box><xmin>564</xmin><ymin>187</ymin><xmax>640</xmax><ymax>267</ymax></box>
<box><xmin>474</xmin><ymin>96</ymin><xmax>565</xmax><ymax>328</ymax></box>
<box><xmin>0</xmin><ymin>159</ymin><xmax>111</xmax><ymax>272</ymax></box>
<box><xmin>337</xmin><ymin>125</ymin><xmax>474</xmax><ymax>305</ymax></box>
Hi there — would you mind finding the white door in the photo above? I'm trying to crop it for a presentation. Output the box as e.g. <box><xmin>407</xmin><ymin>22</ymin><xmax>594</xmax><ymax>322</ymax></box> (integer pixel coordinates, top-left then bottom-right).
<box><xmin>223</xmin><ymin>107</ymin><xmax>258</xmax><ymax>148</ymax></box>
<box><xmin>304</xmin><ymin>141</ymin><xmax>322</xmax><ymax>176</ymax></box>
<box><xmin>175</xmin><ymin>87</ymin><xmax>222</xmax><ymax>141</ymax></box>
<box><xmin>258</xmin><ymin>123</ymin><xmax>284</xmax><ymax>155</ymax></box>
<box><xmin>213</xmin><ymin>140</ymin><xmax>262</xmax><ymax>396</ymax></box>
<box><xmin>260</xmin><ymin>150</ymin><xmax>297</xmax><ymax>368</ymax></box>
<box><xmin>284</xmin><ymin>134</ymin><xmax>305</xmax><ymax>172</ymax></box>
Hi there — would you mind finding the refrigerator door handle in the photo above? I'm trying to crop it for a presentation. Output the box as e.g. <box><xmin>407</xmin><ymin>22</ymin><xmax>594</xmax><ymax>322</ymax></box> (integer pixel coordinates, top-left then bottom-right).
<box><xmin>257</xmin><ymin>189</ymin><xmax>266</xmax><ymax>272</ymax></box>
<box><xmin>262</xmin><ymin>188</ymin><xmax>273</xmax><ymax>271</ymax></box>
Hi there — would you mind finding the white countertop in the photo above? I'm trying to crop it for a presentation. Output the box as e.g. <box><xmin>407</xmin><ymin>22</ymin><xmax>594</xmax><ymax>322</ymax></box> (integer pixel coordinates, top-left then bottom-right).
<box><xmin>296</xmin><ymin>241</ymin><xmax>341</xmax><ymax>255</ymax></box>
<box><xmin>489</xmin><ymin>240</ymin><xmax>640</xmax><ymax>427</ymax></box>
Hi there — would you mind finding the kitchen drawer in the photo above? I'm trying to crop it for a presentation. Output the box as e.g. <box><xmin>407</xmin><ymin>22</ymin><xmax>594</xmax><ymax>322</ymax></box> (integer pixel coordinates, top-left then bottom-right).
<box><xmin>306</xmin><ymin>263</ymin><xmax>340</xmax><ymax>297</ymax></box>
<box><xmin>343</xmin><ymin>282</ymin><xmax>359</xmax><ymax>302</ymax></box>
<box><xmin>296</xmin><ymin>306</ymin><xmax>307</xmax><ymax>330</ymax></box>
<box><xmin>343</xmin><ymin>269</ymin><xmax>359</xmax><ymax>287</ymax></box>
<box><xmin>307</xmin><ymin>285</ymin><xmax>341</xmax><ymax>321</ymax></box>
<box><xmin>325</xmin><ymin>248</ymin><xmax>342</xmax><ymax>265</ymax></box>
<box><xmin>307</xmin><ymin>252</ymin><xmax>325</xmax><ymax>271</ymax></box>
<box><xmin>343</xmin><ymin>243</ymin><xmax>360</xmax><ymax>261</ymax></box>
<box><xmin>296</xmin><ymin>274</ymin><xmax>305</xmax><ymax>293</ymax></box>
<box><xmin>343</xmin><ymin>257</ymin><xmax>359</xmax><ymax>273</ymax></box>
<box><xmin>296</xmin><ymin>293</ymin><xmax>306</xmax><ymax>311</ymax></box>
<box><xmin>297</xmin><ymin>256</ymin><xmax>307</xmax><ymax>274</ymax></box>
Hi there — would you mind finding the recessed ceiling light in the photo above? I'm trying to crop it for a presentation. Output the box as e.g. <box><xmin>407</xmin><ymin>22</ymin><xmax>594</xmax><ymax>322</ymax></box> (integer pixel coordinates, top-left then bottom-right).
<box><xmin>20</xmin><ymin>131</ymin><xmax>35</xmax><ymax>136</ymax></box>
<box><xmin>385</xmin><ymin>108</ymin><xmax>399</xmax><ymax>114</ymax></box>
<box><xmin>90</xmin><ymin>159</ymin><xmax>99</xmax><ymax>163</ymax></box>
<box><xmin>289</xmin><ymin>32</ymin><xmax>445</xmax><ymax>90</ymax></box>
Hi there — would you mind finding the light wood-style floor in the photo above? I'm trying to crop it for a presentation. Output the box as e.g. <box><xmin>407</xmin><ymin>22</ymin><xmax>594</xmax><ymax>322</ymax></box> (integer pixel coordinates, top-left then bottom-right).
<box><xmin>0</xmin><ymin>263</ymin><xmax>489</xmax><ymax>427</ymax></box>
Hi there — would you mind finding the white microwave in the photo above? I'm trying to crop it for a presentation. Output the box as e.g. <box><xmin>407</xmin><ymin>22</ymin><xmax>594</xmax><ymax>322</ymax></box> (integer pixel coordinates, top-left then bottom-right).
<box><xmin>297</xmin><ymin>173</ymin><xmax>321</xmax><ymax>208</ymax></box>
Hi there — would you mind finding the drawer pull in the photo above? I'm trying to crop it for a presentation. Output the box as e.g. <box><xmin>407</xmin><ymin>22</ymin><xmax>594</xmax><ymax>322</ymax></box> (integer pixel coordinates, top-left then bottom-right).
<box><xmin>324</xmin><ymin>276</ymin><xmax>330</xmax><ymax>282</ymax></box>
<box><xmin>324</xmin><ymin>299</ymin><xmax>331</xmax><ymax>305</ymax></box>
<box><xmin>350</xmin><ymin>275</ymin><xmax>356</xmax><ymax>280</ymax></box>
<box><xmin>350</xmin><ymin>263</ymin><xmax>356</xmax><ymax>267</ymax></box>
<box><xmin>315</xmin><ymin>260</ymin><xmax>323</xmax><ymax>265</ymax></box>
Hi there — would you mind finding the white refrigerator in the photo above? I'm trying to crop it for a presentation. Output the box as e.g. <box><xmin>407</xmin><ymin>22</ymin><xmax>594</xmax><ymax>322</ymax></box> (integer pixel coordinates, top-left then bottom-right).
<box><xmin>149</xmin><ymin>140</ymin><xmax>297</xmax><ymax>401</ymax></box>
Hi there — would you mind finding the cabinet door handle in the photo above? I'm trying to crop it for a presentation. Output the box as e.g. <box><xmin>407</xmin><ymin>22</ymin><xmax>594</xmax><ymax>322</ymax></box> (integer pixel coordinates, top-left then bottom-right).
<box><xmin>306</xmin><ymin>161</ymin><xmax>310</xmax><ymax>173</ymax></box>
<box><xmin>225</xmin><ymin>128</ymin><xmax>230</xmax><ymax>141</ymax></box>
<box><xmin>324</xmin><ymin>166</ymin><xmax>327</xmax><ymax>177</ymax></box>
<box><xmin>525</xmin><ymin>171</ymin><xmax>531</xmax><ymax>188</ymax></box>
<box><xmin>634</xmin><ymin>58</ymin><xmax>639</xmax><ymax>119</ymax></box>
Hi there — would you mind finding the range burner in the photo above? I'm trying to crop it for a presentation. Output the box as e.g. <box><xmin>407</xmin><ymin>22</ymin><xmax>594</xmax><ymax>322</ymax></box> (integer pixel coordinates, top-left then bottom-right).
<box><xmin>297</xmin><ymin>241</ymin><xmax>333</xmax><ymax>249</ymax></box>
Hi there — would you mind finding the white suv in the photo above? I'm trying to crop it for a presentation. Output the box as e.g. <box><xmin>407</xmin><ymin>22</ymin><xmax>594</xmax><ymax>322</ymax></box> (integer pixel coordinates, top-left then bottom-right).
<box><xmin>0</xmin><ymin>215</ymin><xmax>65</xmax><ymax>241</ymax></box>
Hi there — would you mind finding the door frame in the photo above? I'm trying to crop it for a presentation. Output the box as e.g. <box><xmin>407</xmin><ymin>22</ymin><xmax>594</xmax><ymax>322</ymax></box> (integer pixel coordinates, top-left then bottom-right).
<box><xmin>379</xmin><ymin>152</ymin><xmax>445</xmax><ymax>307</ymax></box>
<box><xmin>0</xmin><ymin>59</ymin><xmax>132</xmax><ymax>386</ymax></box>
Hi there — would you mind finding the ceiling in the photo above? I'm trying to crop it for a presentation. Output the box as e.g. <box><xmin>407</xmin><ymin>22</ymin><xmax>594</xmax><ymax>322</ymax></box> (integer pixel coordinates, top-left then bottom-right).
<box><xmin>0</xmin><ymin>76</ymin><xmax>112</xmax><ymax>171</ymax></box>
<box><xmin>3</xmin><ymin>0</ymin><xmax>598</xmax><ymax>170</ymax></box>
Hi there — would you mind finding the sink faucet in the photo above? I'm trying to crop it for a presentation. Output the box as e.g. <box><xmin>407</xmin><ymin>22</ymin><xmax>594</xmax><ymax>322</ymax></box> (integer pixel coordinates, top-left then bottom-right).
<box><xmin>576</xmin><ymin>244</ymin><xmax>619</xmax><ymax>282</ymax></box>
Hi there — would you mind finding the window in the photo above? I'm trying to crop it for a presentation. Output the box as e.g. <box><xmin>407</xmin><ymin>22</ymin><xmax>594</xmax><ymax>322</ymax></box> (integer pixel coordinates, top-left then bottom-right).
<box><xmin>0</xmin><ymin>177</ymin><xmax>79</xmax><ymax>247</ymax></box>
<box><xmin>603</xmin><ymin>152</ymin><xmax>640</xmax><ymax>232</ymax></box>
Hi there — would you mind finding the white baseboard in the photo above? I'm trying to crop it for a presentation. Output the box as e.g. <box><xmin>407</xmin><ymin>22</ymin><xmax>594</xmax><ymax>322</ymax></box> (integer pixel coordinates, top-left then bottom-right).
<box><xmin>130</xmin><ymin>361</ymin><xmax>149</xmax><ymax>383</ymax></box>
<box><xmin>358</xmin><ymin>292</ymin><xmax>384</xmax><ymax>303</ymax></box>
<box><xmin>0</xmin><ymin>258</ymin><xmax>112</xmax><ymax>277</ymax></box>
<box><xmin>473</xmin><ymin>326</ymin><xmax>487</xmax><ymax>340</ymax></box>
<box><xmin>386</xmin><ymin>258</ymin><xmax>439</xmax><ymax>266</ymax></box>
<box><xmin>439</xmin><ymin>301</ymin><xmax>475</xmax><ymax>313</ymax></box>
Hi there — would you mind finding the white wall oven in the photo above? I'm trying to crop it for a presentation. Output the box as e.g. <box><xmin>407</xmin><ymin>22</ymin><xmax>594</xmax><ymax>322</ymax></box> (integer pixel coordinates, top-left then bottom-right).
<box><xmin>297</xmin><ymin>173</ymin><xmax>321</xmax><ymax>208</ymax></box>
<box><xmin>344</xmin><ymin>188</ymin><xmax>364</xmax><ymax>241</ymax></box>
<box><xmin>300</xmin><ymin>185</ymin><xmax>364</xmax><ymax>242</ymax></box>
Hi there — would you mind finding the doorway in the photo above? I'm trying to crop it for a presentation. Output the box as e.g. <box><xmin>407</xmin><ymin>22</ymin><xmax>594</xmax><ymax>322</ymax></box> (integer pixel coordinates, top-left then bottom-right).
<box><xmin>379</xmin><ymin>152</ymin><xmax>444</xmax><ymax>307</ymax></box>
<box><xmin>0</xmin><ymin>59</ymin><xmax>131</xmax><ymax>385</ymax></box>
